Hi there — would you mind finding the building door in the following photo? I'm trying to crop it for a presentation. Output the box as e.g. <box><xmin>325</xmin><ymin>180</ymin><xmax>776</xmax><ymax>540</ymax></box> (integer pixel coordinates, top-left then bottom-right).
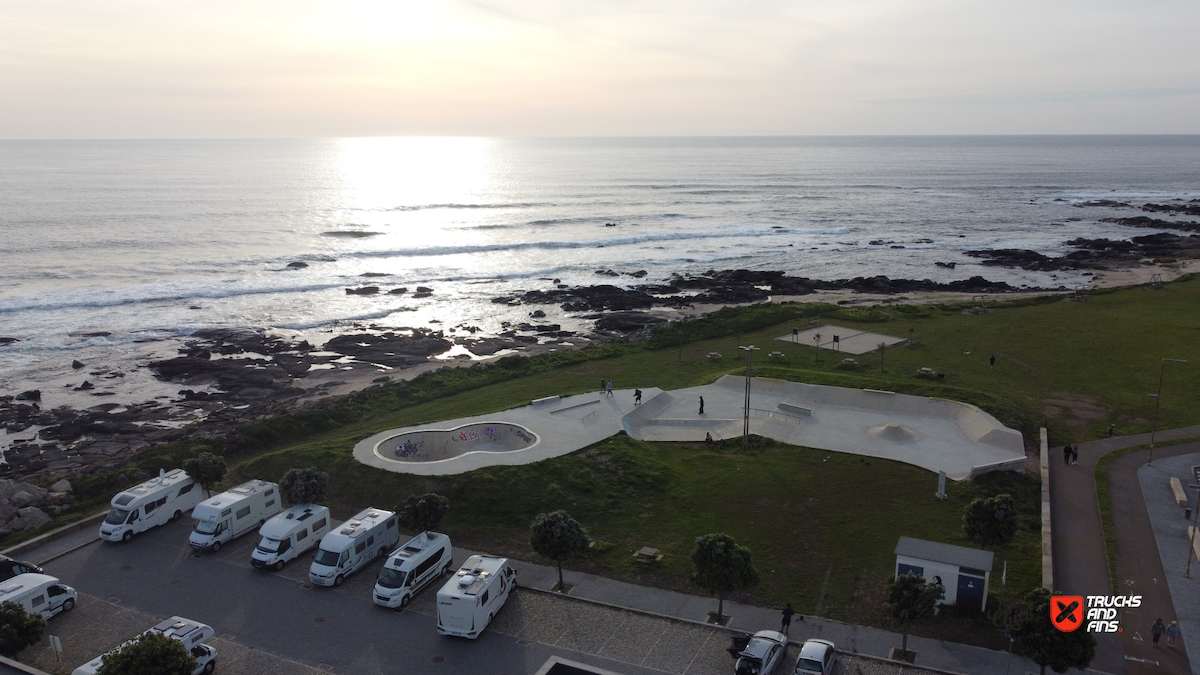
<box><xmin>956</xmin><ymin>573</ymin><xmax>985</xmax><ymax>611</ymax></box>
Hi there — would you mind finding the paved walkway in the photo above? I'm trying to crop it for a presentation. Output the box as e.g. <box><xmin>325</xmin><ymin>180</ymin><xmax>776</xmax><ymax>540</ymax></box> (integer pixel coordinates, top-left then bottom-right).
<box><xmin>1049</xmin><ymin>425</ymin><xmax>1200</xmax><ymax>675</ymax></box>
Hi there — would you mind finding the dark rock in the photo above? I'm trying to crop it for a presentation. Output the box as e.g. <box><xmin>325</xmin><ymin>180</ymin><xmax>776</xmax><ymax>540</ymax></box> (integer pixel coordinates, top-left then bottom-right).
<box><xmin>346</xmin><ymin>286</ymin><xmax>380</xmax><ymax>295</ymax></box>
<box><xmin>286</xmin><ymin>261</ymin><xmax>309</xmax><ymax>268</ymax></box>
<box><xmin>1073</xmin><ymin>199</ymin><xmax>1132</xmax><ymax>208</ymax></box>
<box><xmin>72</xmin><ymin>359</ymin><xmax>86</xmax><ymax>369</ymax></box>
<box><xmin>530</xmin><ymin>310</ymin><xmax>546</xmax><ymax>318</ymax></box>
<box><xmin>594</xmin><ymin>312</ymin><xmax>667</xmax><ymax>332</ymax></box>
<box><xmin>388</xmin><ymin>287</ymin><xmax>408</xmax><ymax>295</ymax></box>
<box><xmin>74</xmin><ymin>381</ymin><xmax>95</xmax><ymax>391</ymax></box>
<box><xmin>594</xmin><ymin>269</ymin><xmax>620</xmax><ymax>277</ymax></box>
<box><xmin>1099</xmin><ymin>216</ymin><xmax>1200</xmax><ymax>232</ymax></box>
<box><xmin>322</xmin><ymin>332</ymin><xmax>452</xmax><ymax>367</ymax></box>
<box><xmin>0</xmin><ymin>338</ymin><xmax>19</xmax><ymax>344</ymax></box>
<box><xmin>1143</xmin><ymin>201</ymin><xmax>1200</xmax><ymax>217</ymax></box>
<box><xmin>416</xmin><ymin>287</ymin><xmax>433</xmax><ymax>293</ymax></box>
<box><xmin>360</xmin><ymin>272</ymin><xmax>389</xmax><ymax>277</ymax></box>
<box><xmin>15</xmin><ymin>390</ymin><xmax>40</xmax><ymax>402</ymax></box>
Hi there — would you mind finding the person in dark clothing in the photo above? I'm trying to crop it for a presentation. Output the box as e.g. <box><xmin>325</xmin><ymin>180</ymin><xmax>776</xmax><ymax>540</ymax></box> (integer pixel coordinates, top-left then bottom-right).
<box><xmin>781</xmin><ymin>603</ymin><xmax>795</xmax><ymax>635</ymax></box>
<box><xmin>698</xmin><ymin>396</ymin><xmax>705</xmax><ymax>415</ymax></box>
<box><xmin>990</xmin><ymin>354</ymin><xmax>996</xmax><ymax>368</ymax></box>
<box><xmin>1152</xmin><ymin>618</ymin><xmax>1165</xmax><ymax>647</ymax></box>
<box><xmin>1071</xmin><ymin>445</ymin><xmax>1079</xmax><ymax>465</ymax></box>
<box><xmin>705</xmin><ymin>432</ymin><xmax>715</xmax><ymax>448</ymax></box>
<box><xmin>1064</xmin><ymin>444</ymin><xmax>1072</xmax><ymax>465</ymax></box>
<box><xmin>634</xmin><ymin>388</ymin><xmax>642</xmax><ymax>405</ymax></box>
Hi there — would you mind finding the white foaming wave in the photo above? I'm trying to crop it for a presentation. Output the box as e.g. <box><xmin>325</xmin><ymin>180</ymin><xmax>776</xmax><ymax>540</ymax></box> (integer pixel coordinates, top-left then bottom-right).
<box><xmin>274</xmin><ymin>308</ymin><xmax>415</xmax><ymax>331</ymax></box>
<box><xmin>0</xmin><ymin>280</ymin><xmax>348</xmax><ymax>315</ymax></box>
<box><xmin>378</xmin><ymin>202</ymin><xmax>553</xmax><ymax>212</ymax></box>
<box><xmin>338</xmin><ymin>228</ymin><xmax>787</xmax><ymax>260</ymax></box>
<box><xmin>1061</xmin><ymin>190</ymin><xmax>1200</xmax><ymax>201</ymax></box>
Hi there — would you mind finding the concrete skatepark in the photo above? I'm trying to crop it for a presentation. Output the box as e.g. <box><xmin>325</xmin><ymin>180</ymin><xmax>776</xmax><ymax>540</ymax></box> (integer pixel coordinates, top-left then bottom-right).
<box><xmin>354</xmin><ymin>375</ymin><xmax>1025</xmax><ymax>479</ymax></box>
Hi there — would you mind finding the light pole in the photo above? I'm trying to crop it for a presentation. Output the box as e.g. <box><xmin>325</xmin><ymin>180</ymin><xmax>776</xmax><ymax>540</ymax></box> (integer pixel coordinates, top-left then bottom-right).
<box><xmin>739</xmin><ymin>345</ymin><xmax>760</xmax><ymax>449</ymax></box>
<box><xmin>1148</xmin><ymin>358</ymin><xmax>1187</xmax><ymax>465</ymax></box>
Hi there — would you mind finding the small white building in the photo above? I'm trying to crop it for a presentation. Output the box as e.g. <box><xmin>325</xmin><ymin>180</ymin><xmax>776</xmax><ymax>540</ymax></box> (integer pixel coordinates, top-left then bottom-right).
<box><xmin>894</xmin><ymin>536</ymin><xmax>993</xmax><ymax>612</ymax></box>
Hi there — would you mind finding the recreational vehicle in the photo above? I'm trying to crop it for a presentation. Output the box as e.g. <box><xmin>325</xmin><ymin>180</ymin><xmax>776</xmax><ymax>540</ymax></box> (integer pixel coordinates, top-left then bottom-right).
<box><xmin>308</xmin><ymin>507</ymin><xmax>399</xmax><ymax>587</ymax></box>
<box><xmin>436</xmin><ymin>554</ymin><xmax>516</xmax><ymax>639</ymax></box>
<box><xmin>251</xmin><ymin>504</ymin><xmax>332</xmax><ymax>570</ymax></box>
<box><xmin>100</xmin><ymin>469</ymin><xmax>203</xmax><ymax>542</ymax></box>
<box><xmin>73</xmin><ymin>616</ymin><xmax>217</xmax><ymax>675</ymax></box>
<box><xmin>189</xmin><ymin>479</ymin><xmax>281</xmax><ymax>553</ymax></box>
<box><xmin>373</xmin><ymin>531</ymin><xmax>453</xmax><ymax>608</ymax></box>
<box><xmin>0</xmin><ymin>573</ymin><xmax>77</xmax><ymax>620</ymax></box>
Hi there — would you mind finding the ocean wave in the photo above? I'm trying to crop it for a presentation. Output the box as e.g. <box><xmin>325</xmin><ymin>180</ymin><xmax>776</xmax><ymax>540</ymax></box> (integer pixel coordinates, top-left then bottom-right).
<box><xmin>0</xmin><ymin>281</ymin><xmax>349</xmax><ymax>315</ymax></box>
<box><xmin>380</xmin><ymin>202</ymin><xmax>553</xmax><ymax>212</ymax></box>
<box><xmin>321</xmin><ymin>230</ymin><xmax>383</xmax><ymax>238</ymax></box>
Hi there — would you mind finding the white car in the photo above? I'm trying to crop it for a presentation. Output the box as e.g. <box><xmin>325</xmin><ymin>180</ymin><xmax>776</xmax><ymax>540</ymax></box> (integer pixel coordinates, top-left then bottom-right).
<box><xmin>794</xmin><ymin>638</ymin><xmax>836</xmax><ymax>675</ymax></box>
<box><xmin>735</xmin><ymin>630</ymin><xmax>788</xmax><ymax>675</ymax></box>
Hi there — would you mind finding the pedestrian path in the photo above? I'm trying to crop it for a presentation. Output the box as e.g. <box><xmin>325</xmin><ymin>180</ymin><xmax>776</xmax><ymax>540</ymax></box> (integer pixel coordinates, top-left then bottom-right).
<box><xmin>1050</xmin><ymin>425</ymin><xmax>1200</xmax><ymax>674</ymax></box>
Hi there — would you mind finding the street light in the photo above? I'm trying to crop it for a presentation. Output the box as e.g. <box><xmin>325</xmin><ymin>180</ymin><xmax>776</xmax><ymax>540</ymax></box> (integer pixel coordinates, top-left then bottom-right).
<box><xmin>1148</xmin><ymin>358</ymin><xmax>1187</xmax><ymax>465</ymax></box>
<box><xmin>739</xmin><ymin>345</ymin><xmax>760</xmax><ymax>449</ymax></box>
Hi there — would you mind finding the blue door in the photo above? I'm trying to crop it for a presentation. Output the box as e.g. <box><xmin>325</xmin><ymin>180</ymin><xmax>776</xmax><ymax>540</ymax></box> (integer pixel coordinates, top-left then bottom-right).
<box><xmin>956</xmin><ymin>574</ymin><xmax>985</xmax><ymax>611</ymax></box>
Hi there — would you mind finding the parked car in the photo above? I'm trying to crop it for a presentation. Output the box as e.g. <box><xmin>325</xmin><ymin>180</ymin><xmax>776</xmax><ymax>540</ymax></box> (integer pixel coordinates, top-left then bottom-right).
<box><xmin>735</xmin><ymin>630</ymin><xmax>788</xmax><ymax>675</ymax></box>
<box><xmin>794</xmin><ymin>638</ymin><xmax>836</xmax><ymax>675</ymax></box>
<box><xmin>0</xmin><ymin>556</ymin><xmax>43</xmax><ymax>583</ymax></box>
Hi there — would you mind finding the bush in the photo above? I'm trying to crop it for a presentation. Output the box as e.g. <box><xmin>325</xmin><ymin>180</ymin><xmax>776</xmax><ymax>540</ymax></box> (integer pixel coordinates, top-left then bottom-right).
<box><xmin>0</xmin><ymin>601</ymin><xmax>45</xmax><ymax>658</ymax></box>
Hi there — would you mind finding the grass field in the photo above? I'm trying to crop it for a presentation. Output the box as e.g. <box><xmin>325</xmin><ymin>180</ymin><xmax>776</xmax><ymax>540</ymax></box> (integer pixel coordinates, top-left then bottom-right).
<box><xmin>19</xmin><ymin>275</ymin><xmax>1200</xmax><ymax>647</ymax></box>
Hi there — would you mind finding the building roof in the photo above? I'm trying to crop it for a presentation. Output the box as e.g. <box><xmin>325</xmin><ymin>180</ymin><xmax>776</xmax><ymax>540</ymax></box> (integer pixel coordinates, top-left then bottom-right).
<box><xmin>895</xmin><ymin>536</ymin><xmax>994</xmax><ymax>572</ymax></box>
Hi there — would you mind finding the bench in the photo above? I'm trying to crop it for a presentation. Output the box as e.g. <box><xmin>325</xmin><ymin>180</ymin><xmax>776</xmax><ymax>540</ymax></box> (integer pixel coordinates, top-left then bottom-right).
<box><xmin>707</xmin><ymin>352</ymin><xmax>722</xmax><ymax>361</ymax></box>
<box><xmin>1188</xmin><ymin>526</ymin><xmax>1200</xmax><ymax>562</ymax></box>
<box><xmin>768</xmin><ymin>351</ymin><xmax>786</xmax><ymax>360</ymax></box>
<box><xmin>1171</xmin><ymin>477</ymin><xmax>1189</xmax><ymax>507</ymax></box>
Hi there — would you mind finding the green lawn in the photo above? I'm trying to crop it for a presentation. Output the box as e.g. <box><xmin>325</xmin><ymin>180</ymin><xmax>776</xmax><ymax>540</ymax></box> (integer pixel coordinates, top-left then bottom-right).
<box><xmin>19</xmin><ymin>275</ymin><xmax>1200</xmax><ymax>648</ymax></box>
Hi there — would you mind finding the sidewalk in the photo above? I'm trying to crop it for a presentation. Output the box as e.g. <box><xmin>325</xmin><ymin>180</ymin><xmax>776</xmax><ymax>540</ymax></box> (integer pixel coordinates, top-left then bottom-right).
<box><xmin>1050</xmin><ymin>425</ymin><xmax>1200</xmax><ymax>675</ymax></box>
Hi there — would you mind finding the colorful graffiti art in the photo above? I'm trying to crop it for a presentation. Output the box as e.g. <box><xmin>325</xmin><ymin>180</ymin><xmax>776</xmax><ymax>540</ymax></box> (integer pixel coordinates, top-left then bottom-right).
<box><xmin>395</xmin><ymin>439</ymin><xmax>424</xmax><ymax>458</ymax></box>
<box><xmin>456</xmin><ymin>430</ymin><xmax>481</xmax><ymax>442</ymax></box>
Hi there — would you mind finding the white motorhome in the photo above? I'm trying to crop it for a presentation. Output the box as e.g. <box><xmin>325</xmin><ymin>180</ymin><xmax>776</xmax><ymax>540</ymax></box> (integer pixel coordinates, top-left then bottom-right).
<box><xmin>436</xmin><ymin>554</ymin><xmax>517</xmax><ymax>639</ymax></box>
<box><xmin>189</xmin><ymin>479</ymin><xmax>282</xmax><ymax>553</ymax></box>
<box><xmin>250</xmin><ymin>504</ymin><xmax>331</xmax><ymax>570</ymax></box>
<box><xmin>0</xmin><ymin>573</ymin><xmax>77</xmax><ymax>620</ymax></box>
<box><xmin>373</xmin><ymin>531</ymin><xmax>453</xmax><ymax>608</ymax></box>
<box><xmin>308</xmin><ymin>507</ymin><xmax>399</xmax><ymax>587</ymax></box>
<box><xmin>72</xmin><ymin>616</ymin><xmax>217</xmax><ymax>675</ymax></box>
<box><xmin>100</xmin><ymin>469</ymin><xmax>203</xmax><ymax>543</ymax></box>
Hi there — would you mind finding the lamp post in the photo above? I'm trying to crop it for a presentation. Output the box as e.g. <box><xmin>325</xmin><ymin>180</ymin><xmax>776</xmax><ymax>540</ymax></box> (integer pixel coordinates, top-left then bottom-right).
<box><xmin>739</xmin><ymin>345</ymin><xmax>760</xmax><ymax>449</ymax></box>
<box><xmin>1149</xmin><ymin>358</ymin><xmax>1187</xmax><ymax>465</ymax></box>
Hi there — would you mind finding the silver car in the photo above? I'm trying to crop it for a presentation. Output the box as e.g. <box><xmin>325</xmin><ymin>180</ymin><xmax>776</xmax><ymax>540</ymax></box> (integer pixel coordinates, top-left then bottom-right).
<box><xmin>735</xmin><ymin>630</ymin><xmax>789</xmax><ymax>675</ymax></box>
<box><xmin>794</xmin><ymin>638</ymin><xmax>836</xmax><ymax>675</ymax></box>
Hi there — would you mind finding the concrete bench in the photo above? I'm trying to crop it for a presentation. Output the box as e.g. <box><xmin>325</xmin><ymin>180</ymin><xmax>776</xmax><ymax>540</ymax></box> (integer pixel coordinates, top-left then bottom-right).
<box><xmin>1171</xmin><ymin>477</ymin><xmax>1189</xmax><ymax>507</ymax></box>
<box><xmin>1188</xmin><ymin>526</ymin><xmax>1200</xmax><ymax>562</ymax></box>
<box><xmin>768</xmin><ymin>351</ymin><xmax>786</xmax><ymax>360</ymax></box>
<box><xmin>777</xmin><ymin>402</ymin><xmax>813</xmax><ymax>416</ymax></box>
<box><xmin>707</xmin><ymin>352</ymin><xmax>722</xmax><ymax>361</ymax></box>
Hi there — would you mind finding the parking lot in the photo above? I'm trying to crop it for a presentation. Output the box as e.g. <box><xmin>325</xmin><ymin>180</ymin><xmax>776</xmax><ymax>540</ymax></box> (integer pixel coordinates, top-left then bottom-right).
<box><xmin>17</xmin><ymin>519</ymin><xmax>931</xmax><ymax>675</ymax></box>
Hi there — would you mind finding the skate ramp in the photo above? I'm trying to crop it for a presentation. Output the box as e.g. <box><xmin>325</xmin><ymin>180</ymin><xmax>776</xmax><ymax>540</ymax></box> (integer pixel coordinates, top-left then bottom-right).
<box><xmin>382</xmin><ymin>422</ymin><xmax>538</xmax><ymax>462</ymax></box>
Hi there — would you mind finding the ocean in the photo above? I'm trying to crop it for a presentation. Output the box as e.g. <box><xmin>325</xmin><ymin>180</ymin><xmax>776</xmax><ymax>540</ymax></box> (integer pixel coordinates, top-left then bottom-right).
<box><xmin>2</xmin><ymin>135</ymin><xmax>1199</xmax><ymax>412</ymax></box>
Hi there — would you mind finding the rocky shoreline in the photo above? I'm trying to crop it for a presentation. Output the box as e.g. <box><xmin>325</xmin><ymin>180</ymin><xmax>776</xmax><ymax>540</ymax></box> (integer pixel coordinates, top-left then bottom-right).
<box><xmin>4</xmin><ymin>198</ymin><xmax>1199</xmax><ymax>489</ymax></box>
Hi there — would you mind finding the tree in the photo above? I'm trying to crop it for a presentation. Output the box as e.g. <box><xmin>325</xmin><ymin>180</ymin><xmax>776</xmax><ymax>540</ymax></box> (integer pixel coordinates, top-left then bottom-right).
<box><xmin>396</xmin><ymin>493</ymin><xmax>450</xmax><ymax>533</ymax></box>
<box><xmin>691</xmin><ymin>533</ymin><xmax>759</xmax><ymax>623</ymax></box>
<box><xmin>280</xmin><ymin>467</ymin><xmax>329</xmax><ymax>505</ymax></box>
<box><xmin>529</xmin><ymin>510</ymin><xmax>591</xmax><ymax>592</ymax></box>
<box><xmin>963</xmin><ymin>493</ymin><xmax>1019</xmax><ymax>547</ymax></box>
<box><xmin>885</xmin><ymin>572</ymin><xmax>944</xmax><ymax>656</ymax></box>
<box><xmin>182</xmin><ymin>452</ymin><xmax>226</xmax><ymax>497</ymax></box>
<box><xmin>877</xmin><ymin>341</ymin><xmax>888</xmax><ymax>371</ymax></box>
<box><xmin>96</xmin><ymin>631</ymin><xmax>198</xmax><ymax>675</ymax></box>
<box><xmin>1012</xmin><ymin>588</ymin><xmax>1096</xmax><ymax>675</ymax></box>
<box><xmin>0</xmin><ymin>601</ymin><xmax>45</xmax><ymax>658</ymax></box>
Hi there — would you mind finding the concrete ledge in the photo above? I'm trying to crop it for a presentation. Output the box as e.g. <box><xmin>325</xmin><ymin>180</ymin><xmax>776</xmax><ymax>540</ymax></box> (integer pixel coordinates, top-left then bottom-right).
<box><xmin>1188</xmin><ymin>527</ymin><xmax>1200</xmax><ymax>562</ymax></box>
<box><xmin>549</xmin><ymin>399</ymin><xmax>600</xmax><ymax>415</ymax></box>
<box><xmin>1171</xmin><ymin>476</ymin><xmax>1189</xmax><ymax>507</ymax></box>
<box><xmin>1040</xmin><ymin>427</ymin><xmax>1053</xmax><ymax>590</ymax></box>
<box><xmin>777</xmin><ymin>402</ymin><xmax>813</xmax><ymax>416</ymax></box>
<box><xmin>532</xmin><ymin>395</ymin><xmax>561</xmax><ymax>405</ymax></box>
<box><xmin>0</xmin><ymin>655</ymin><xmax>53</xmax><ymax>675</ymax></box>
<box><xmin>2</xmin><ymin>510</ymin><xmax>107</xmax><ymax>559</ymax></box>
<box><xmin>967</xmin><ymin>457</ymin><xmax>1027</xmax><ymax>479</ymax></box>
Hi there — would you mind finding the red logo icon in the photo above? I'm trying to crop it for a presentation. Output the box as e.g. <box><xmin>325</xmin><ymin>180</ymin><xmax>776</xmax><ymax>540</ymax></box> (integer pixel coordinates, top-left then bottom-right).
<box><xmin>1051</xmin><ymin>595</ymin><xmax>1084</xmax><ymax>632</ymax></box>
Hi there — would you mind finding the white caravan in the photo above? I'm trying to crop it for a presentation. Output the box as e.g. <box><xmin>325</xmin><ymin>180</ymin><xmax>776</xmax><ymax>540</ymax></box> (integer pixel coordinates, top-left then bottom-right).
<box><xmin>189</xmin><ymin>479</ymin><xmax>281</xmax><ymax>553</ymax></box>
<box><xmin>373</xmin><ymin>531</ymin><xmax>453</xmax><ymax>608</ymax></box>
<box><xmin>0</xmin><ymin>573</ymin><xmax>77</xmax><ymax>620</ymax></box>
<box><xmin>250</xmin><ymin>504</ymin><xmax>332</xmax><ymax>570</ymax></box>
<box><xmin>100</xmin><ymin>469</ymin><xmax>203</xmax><ymax>543</ymax></box>
<box><xmin>436</xmin><ymin>554</ymin><xmax>517</xmax><ymax>639</ymax></box>
<box><xmin>308</xmin><ymin>508</ymin><xmax>399</xmax><ymax>587</ymax></box>
<box><xmin>73</xmin><ymin>616</ymin><xmax>217</xmax><ymax>675</ymax></box>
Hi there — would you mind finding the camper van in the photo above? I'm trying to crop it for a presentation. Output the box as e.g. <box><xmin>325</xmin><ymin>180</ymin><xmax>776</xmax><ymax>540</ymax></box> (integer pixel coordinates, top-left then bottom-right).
<box><xmin>373</xmin><ymin>531</ymin><xmax>453</xmax><ymax>608</ymax></box>
<box><xmin>308</xmin><ymin>507</ymin><xmax>399</xmax><ymax>587</ymax></box>
<box><xmin>436</xmin><ymin>554</ymin><xmax>517</xmax><ymax>639</ymax></box>
<box><xmin>73</xmin><ymin>616</ymin><xmax>217</xmax><ymax>675</ymax></box>
<box><xmin>189</xmin><ymin>479</ymin><xmax>281</xmax><ymax>553</ymax></box>
<box><xmin>100</xmin><ymin>469</ymin><xmax>203</xmax><ymax>543</ymax></box>
<box><xmin>250</xmin><ymin>504</ymin><xmax>332</xmax><ymax>570</ymax></box>
<box><xmin>0</xmin><ymin>573</ymin><xmax>77</xmax><ymax>620</ymax></box>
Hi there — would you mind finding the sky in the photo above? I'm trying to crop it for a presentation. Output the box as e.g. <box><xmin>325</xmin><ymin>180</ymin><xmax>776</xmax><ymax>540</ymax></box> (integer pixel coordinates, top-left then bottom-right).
<box><xmin>2</xmin><ymin>0</ymin><xmax>1199</xmax><ymax>138</ymax></box>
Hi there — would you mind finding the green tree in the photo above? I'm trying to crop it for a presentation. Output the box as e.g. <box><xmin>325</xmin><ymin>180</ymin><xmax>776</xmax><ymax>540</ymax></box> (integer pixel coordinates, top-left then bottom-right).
<box><xmin>884</xmin><ymin>572</ymin><xmax>944</xmax><ymax>656</ymax></box>
<box><xmin>96</xmin><ymin>631</ymin><xmax>197</xmax><ymax>675</ymax></box>
<box><xmin>691</xmin><ymin>533</ymin><xmax>759</xmax><ymax>623</ymax></box>
<box><xmin>963</xmin><ymin>493</ymin><xmax>1019</xmax><ymax>547</ymax></box>
<box><xmin>182</xmin><ymin>452</ymin><xmax>227</xmax><ymax>497</ymax></box>
<box><xmin>396</xmin><ymin>493</ymin><xmax>450</xmax><ymax>533</ymax></box>
<box><xmin>529</xmin><ymin>510</ymin><xmax>591</xmax><ymax>592</ymax></box>
<box><xmin>1013</xmin><ymin>588</ymin><xmax>1097</xmax><ymax>675</ymax></box>
<box><xmin>279</xmin><ymin>467</ymin><xmax>329</xmax><ymax>505</ymax></box>
<box><xmin>0</xmin><ymin>601</ymin><xmax>45</xmax><ymax>658</ymax></box>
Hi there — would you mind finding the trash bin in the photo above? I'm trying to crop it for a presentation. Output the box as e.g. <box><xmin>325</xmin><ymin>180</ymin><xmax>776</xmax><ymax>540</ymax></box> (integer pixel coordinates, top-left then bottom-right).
<box><xmin>1186</xmin><ymin>507</ymin><xmax>1192</xmax><ymax>521</ymax></box>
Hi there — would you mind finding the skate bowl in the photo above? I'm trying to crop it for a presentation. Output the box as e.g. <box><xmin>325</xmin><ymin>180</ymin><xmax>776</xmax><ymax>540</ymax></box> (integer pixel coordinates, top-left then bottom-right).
<box><xmin>377</xmin><ymin>422</ymin><xmax>539</xmax><ymax>463</ymax></box>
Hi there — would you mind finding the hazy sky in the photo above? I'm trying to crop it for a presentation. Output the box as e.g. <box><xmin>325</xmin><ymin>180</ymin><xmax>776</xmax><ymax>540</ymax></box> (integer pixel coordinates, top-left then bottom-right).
<box><xmin>2</xmin><ymin>0</ymin><xmax>1199</xmax><ymax>138</ymax></box>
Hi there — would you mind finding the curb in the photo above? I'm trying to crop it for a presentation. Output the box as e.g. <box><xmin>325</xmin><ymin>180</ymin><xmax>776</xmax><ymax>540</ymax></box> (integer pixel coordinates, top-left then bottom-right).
<box><xmin>521</xmin><ymin>586</ymin><xmax>973</xmax><ymax>675</ymax></box>
<box><xmin>2</xmin><ymin>510</ymin><xmax>106</xmax><ymax>560</ymax></box>
<box><xmin>1040</xmin><ymin>427</ymin><xmax>1053</xmax><ymax>590</ymax></box>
